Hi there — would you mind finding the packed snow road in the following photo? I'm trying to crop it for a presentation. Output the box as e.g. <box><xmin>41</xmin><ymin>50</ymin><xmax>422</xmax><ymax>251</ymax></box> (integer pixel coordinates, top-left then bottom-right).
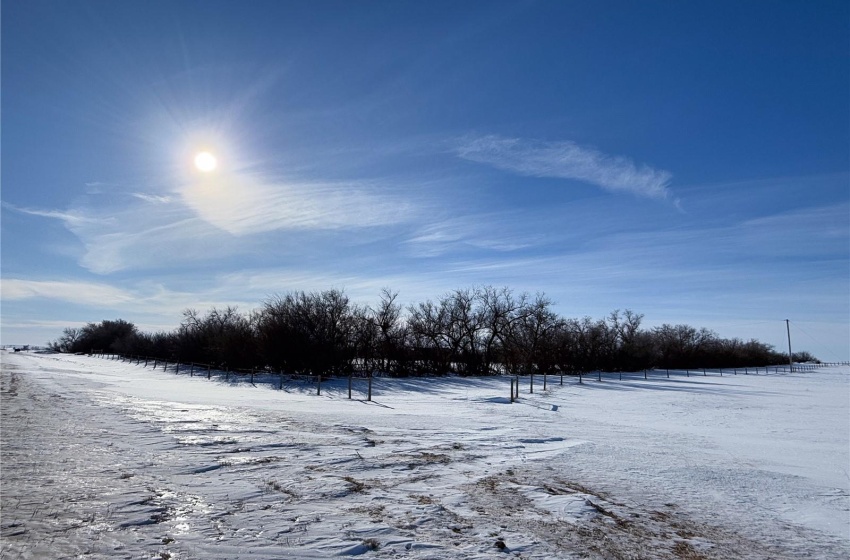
<box><xmin>1</xmin><ymin>351</ymin><xmax>848</xmax><ymax>559</ymax></box>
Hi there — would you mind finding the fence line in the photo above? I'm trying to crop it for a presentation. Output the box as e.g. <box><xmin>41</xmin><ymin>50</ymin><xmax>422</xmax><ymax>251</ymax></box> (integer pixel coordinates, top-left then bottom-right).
<box><xmin>87</xmin><ymin>349</ymin><xmax>848</xmax><ymax>404</ymax></box>
<box><xmin>89</xmin><ymin>350</ymin><xmax>379</xmax><ymax>401</ymax></box>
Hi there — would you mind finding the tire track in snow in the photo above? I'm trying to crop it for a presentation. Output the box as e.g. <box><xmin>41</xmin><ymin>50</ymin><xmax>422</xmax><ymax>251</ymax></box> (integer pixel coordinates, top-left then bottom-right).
<box><xmin>1</xmin><ymin>364</ymin><xmax>184</xmax><ymax>558</ymax></box>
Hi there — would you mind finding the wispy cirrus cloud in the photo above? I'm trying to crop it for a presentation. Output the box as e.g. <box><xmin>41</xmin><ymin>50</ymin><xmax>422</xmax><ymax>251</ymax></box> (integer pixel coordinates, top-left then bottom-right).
<box><xmin>456</xmin><ymin>135</ymin><xmax>673</xmax><ymax>200</ymax></box>
<box><xmin>131</xmin><ymin>192</ymin><xmax>172</xmax><ymax>204</ymax></box>
<box><xmin>180</xmin><ymin>174</ymin><xmax>412</xmax><ymax>235</ymax></box>
<box><xmin>0</xmin><ymin>276</ymin><xmax>258</xmax><ymax>320</ymax></box>
<box><xmin>3</xmin><ymin>170</ymin><xmax>421</xmax><ymax>274</ymax></box>
<box><xmin>2</xmin><ymin>202</ymin><xmax>113</xmax><ymax>227</ymax></box>
<box><xmin>405</xmin><ymin>214</ymin><xmax>540</xmax><ymax>257</ymax></box>
<box><xmin>1</xmin><ymin>279</ymin><xmax>135</xmax><ymax>306</ymax></box>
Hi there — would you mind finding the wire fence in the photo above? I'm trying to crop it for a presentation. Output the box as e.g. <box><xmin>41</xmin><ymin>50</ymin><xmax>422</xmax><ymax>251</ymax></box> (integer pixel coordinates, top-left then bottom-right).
<box><xmin>88</xmin><ymin>350</ymin><xmax>849</xmax><ymax>404</ymax></box>
<box><xmin>89</xmin><ymin>350</ymin><xmax>376</xmax><ymax>400</ymax></box>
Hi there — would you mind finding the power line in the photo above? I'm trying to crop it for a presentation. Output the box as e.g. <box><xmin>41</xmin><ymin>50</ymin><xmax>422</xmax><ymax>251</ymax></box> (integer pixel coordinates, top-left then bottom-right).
<box><xmin>790</xmin><ymin>320</ymin><xmax>846</xmax><ymax>363</ymax></box>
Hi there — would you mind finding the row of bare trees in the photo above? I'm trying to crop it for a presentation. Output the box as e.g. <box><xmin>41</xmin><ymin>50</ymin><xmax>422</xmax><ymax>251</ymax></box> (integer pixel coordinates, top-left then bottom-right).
<box><xmin>50</xmin><ymin>286</ymin><xmax>803</xmax><ymax>375</ymax></box>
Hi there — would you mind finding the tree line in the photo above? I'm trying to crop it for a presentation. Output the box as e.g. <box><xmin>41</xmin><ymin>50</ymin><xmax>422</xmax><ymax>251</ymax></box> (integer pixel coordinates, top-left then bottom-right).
<box><xmin>50</xmin><ymin>286</ymin><xmax>814</xmax><ymax>376</ymax></box>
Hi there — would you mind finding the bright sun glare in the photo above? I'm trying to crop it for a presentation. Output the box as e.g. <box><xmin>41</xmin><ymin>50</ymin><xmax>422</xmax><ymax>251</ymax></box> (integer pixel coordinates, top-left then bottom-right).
<box><xmin>194</xmin><ymin>151</ymin><xmax>218</xmax><ymax>172</ymax></box>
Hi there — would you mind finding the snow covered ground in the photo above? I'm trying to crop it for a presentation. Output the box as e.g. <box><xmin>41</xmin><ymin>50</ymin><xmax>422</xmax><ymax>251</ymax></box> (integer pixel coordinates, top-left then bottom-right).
<box><xmin>2</xmin><ymin>351</ymin><xmax>848</xmax><ymax>559</ymax></box>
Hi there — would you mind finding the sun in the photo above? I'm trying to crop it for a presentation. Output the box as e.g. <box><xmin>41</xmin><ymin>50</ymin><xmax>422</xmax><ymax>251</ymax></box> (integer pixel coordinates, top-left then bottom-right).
<box><xmin>194</xmin><ymin>151</ymin><xmax>218</xmax><ymax>172</ymax></box>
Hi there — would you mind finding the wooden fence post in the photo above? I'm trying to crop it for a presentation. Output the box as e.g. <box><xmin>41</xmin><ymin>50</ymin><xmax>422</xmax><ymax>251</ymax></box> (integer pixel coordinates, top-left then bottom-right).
<box><xmin>348</xmin><ymin>374</ymin><xmax>352</xmax><ymax>399</ymax></box>
<box><xmin>367</xmin><ymin>372</ymin><xmax>372</xmax><ymax>402</ymax></box>
<box><xmin>530</xmin><ymin>373</ymin><xmax>534</xmax><ymax>394</ymax></box>
<box><xmin>597</xmin><ymin>370</ymin><xmax>601</xmax><ymax>382</ymax></box>
<box><xmin>207</xmin><ymin>364</ymin><xmax>211</xmax><ymax>379</ymax></box>
<box><xmin>644</xmin><ymin>369</ymin><xmax>647</xmax><ymax>380</ymax></box>
<box><xmin>510</xmin><ymin>378</ymin><xmax>515</xmax><ymax>403</ymax></box>
<box><xmin>543</xmin><ymin>373</ymin><xmax>547</xmax><ymax>391</ymax></box>
<box><xmin>317</xmin><ymin>374</ymin><xmax>321</xmax><ymax>396</ymax></box>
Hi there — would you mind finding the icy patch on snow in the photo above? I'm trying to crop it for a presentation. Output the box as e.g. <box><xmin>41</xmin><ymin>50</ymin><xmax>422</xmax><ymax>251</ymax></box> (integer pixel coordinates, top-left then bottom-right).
<box><xmin>515</xmin><ymin>483</ymin><xmax>601</xmax><ymax>523</ymax></box>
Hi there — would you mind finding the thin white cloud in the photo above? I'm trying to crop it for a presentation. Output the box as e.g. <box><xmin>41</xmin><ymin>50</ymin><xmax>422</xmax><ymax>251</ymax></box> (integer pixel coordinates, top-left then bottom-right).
<box><xmin>213</xmin><ymin>268</ymin><xmax>457</xmax><ymax>309</ymax></box>
<box><xmin>0</xmin><ymin>276</ymin><xmax>258</xmax><ymax>321</ymax></box>
<box><xmin>2</xmin><ymin>202</ymin><xmax>113</xmax><ymax>227</ymax></box>
<box><xmin>1</xmin><ymin>279</ymin><xmax>135</xmax><ymax>306</ymax></box>
<box><xmin>180</xmin><ymin>173</ymin><xmax>412</xmax><ymax>235</ymax></box>
<box><xmin>84</xmin><ymin>181</ymin><xmax>114</xmax><ymax>194</ymax></box>
<box><xmin>11</xmin><ymin>196</ymin><xmax>236</xmax><ymax>274</ymax></box>
<box><xmin>405</xmin><ymin>214</ymin><xmax>538</xmax><ymax>257</ymax></box>
<box><xmin>131</xmin><ymin>193</ymin><xmax>172</xmax><ymax>204</ymax></box>
<box><xmin>1</xmin><ymin>319</ymin><xmax>90</xmax><ymax>329</ymax></box>
<box><xmin>4</xmin><ymin>171</ymin><xmax>419</xmax><ymax>274</ymax></box>
<box><xmin>40</xmin><ymin>201</ymin><xmax>387</xmax><ymax>274</ymax></box>
<box><xmin>74</xmin><ymin>215</ymin><xmax>223</xmax><ymax>274</ymax></box>
<box><xmin>456</xmin><ymin>135</ymin><xmax>673</xmax><ymax>199</ymax></box>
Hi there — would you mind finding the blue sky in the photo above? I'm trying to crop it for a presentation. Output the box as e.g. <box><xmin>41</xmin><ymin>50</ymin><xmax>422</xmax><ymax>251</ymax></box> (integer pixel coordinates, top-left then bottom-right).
<box><xmin>2</xmin><ymin>0</ymin><xmax>848</xmax><ymax>360</ymax></box>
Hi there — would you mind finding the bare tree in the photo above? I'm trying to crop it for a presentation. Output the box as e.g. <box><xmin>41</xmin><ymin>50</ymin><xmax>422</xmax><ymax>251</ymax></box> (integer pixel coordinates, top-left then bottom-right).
<box><xmin>367</xmin><ymin>288</ymin><xmax>406</xmax><ymax>375</ymax></box>
<box><xmin>479</xmin><ymin>286</ymin><xmax>523</xmax><ymax>374</ymax></box>
<box><xmin>504</xmin><ymin>293</ymin><xmax>560</xmax><ymax>376</ymax></box>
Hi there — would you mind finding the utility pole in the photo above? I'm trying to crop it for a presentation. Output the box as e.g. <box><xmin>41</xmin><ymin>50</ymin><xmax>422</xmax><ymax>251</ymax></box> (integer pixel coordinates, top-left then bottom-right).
<box><xmin>786</xmin><ymin>319</ymin><xmax>793</xmax><ymax>372</ymax></box>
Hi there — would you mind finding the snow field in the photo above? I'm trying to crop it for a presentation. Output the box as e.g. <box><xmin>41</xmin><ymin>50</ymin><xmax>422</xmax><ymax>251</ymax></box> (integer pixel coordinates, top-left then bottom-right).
<box><xmin>1</xmin><ymin>350</ymin><xmax>848</xmax><ymax>559</ymax></box>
